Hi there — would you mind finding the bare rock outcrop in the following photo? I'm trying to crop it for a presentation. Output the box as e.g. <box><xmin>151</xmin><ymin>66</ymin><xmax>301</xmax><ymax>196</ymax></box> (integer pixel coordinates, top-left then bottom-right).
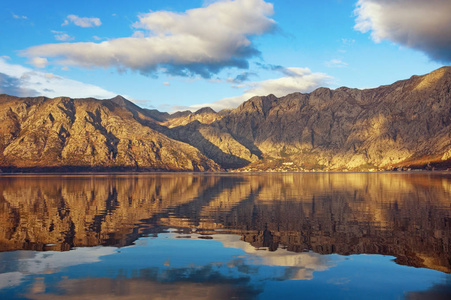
<box><xmin>0</xmin><ymin>66</ymin><xmax>450</xmax><ymax>171</ymax></box>
<box><xmin>0</xmin><ymin>95</ymin><xmax>220</xmax><ymax>171</ymax></box>
<box><xmin>213</xmin><ymin>67</ymin><xmax>451</xmax><ymax>171</ymax></box>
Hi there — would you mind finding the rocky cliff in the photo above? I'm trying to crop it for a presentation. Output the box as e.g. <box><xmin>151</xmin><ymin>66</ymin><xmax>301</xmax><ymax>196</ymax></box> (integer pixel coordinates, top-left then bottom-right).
<box><xmin>1</xmin><ymin>66</ymin><xmax>451</xmax><ymax>171</ymax></box>
<box><xmin>0</xmin><ymin>95</ymin><xmax>220</xmax><ymax>171</ymax></box>
<box><xmin>215</xmin><ymin>66</ymin><xmax>451</xmax><ymax>171</ymax></box>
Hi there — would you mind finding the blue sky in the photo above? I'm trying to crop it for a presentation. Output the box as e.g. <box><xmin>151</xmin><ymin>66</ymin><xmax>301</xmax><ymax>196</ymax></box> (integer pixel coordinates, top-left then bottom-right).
<box><xmin>0</xmin><ymin>0</ymin><xmax>448</xmax><ymax>111</ymax></box>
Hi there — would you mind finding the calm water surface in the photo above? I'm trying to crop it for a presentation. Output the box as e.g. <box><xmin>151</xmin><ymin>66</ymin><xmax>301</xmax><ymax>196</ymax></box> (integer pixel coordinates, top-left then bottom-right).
<box><xmin>0</xmin><ymin>173</ymin><xmax>450</xmax><ymax>299</ymax></box>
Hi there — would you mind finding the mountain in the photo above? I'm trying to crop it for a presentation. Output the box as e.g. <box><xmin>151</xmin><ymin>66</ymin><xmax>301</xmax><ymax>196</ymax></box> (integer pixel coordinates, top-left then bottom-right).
<box><xmin>0</xmin><ymin>66</ymin><xmax>451</xmax><ymax>172</ymax></box>
<box><xmin>0</xmin><ymin>95</ymin><xmax>219</xmax><ymax>171</ymax></box>
<box><xmin>214</xmin><ymin>66</ymin><xmax>451</xmax><ymax>171</ymax></box>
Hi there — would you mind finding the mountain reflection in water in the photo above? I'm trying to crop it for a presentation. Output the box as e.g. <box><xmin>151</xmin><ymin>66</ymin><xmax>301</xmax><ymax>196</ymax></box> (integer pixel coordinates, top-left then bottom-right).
<box><xmin>0</xmin><ymin>173</ymin><xmax>450</xmax><ymax>299</ymax></box>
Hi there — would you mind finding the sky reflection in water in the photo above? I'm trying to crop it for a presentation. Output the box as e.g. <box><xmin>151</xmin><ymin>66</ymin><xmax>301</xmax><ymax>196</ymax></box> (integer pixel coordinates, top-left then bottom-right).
<box><xmin>0</xmin><ymin>173</ymin><xmax>450</xmax><ymax>299</ymax></box>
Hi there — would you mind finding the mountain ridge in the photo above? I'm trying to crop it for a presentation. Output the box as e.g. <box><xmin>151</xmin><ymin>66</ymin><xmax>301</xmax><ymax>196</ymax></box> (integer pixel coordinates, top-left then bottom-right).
<box><xmin>0</xmin><ymin>66</ymin><xmax>450</xmax><ymax>172</ymax></box>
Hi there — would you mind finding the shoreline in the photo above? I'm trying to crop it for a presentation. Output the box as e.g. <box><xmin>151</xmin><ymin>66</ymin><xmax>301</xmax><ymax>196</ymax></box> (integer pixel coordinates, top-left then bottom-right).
<box><xmin>0</xmin><ymin>169</ymin><xmax>450</xmax><ymax>176</ymax></box>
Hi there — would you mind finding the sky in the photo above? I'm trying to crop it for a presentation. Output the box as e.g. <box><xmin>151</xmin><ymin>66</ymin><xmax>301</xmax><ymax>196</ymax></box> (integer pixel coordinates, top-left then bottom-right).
<box><xmin>0</xmin><ymin>0</ymin><xmax>449</xmax><ymax>112</ymax></box>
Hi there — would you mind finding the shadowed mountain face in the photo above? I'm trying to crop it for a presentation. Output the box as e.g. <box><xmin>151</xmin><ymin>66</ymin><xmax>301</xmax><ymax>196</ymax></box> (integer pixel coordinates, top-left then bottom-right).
<box><xmin>0</xmin><ymin>66</ymin><xmax>451</xmax><ymax>171</ymax></box>
<box><xmin>0</xmin><ymin>173</ymin><xmax>450</xmax><ymax>273</ymax></box>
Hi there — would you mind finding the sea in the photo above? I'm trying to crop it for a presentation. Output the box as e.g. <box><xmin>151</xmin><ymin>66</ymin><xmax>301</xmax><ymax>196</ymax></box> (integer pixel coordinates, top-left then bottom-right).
<box><xmin>0</xmin><ymin>172</ymin><xmax>450</xmax><ymax>299</ymax></box>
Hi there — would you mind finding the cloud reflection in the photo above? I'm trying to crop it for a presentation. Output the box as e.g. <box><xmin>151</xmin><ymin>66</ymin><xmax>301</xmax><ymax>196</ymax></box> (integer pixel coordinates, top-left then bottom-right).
<box><xmin>0</xmin><ymin>247</ymin><xmax>116</xmax><ymax>289</ymax></box>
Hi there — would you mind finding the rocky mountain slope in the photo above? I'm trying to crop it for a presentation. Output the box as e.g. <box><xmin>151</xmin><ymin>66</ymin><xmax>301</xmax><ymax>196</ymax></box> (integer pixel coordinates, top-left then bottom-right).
<box><xmin>0</xmin><ymin>66</ymin><xmax>450</xmax><ymax>171</ymax></box>
<box><xmin>166</xmin><ymin>66</ymin><xmax>451</xmax><ymax>171</ymax></box>
<box><xmin>0</xmin><ymin>95</ymin><xmax>219</xmax><ymax>171</ymax></box>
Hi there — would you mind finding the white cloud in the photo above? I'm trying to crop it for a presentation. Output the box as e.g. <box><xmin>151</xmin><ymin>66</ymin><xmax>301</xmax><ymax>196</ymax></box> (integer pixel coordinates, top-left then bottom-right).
<box><xmin>22</xmin><ymin>0</ymin><xmax>275</xmax><ymax>78</ymax></box>
<box><xmin>341</xmin><ymin>38</ymin><xmax>355</xmax><ymax>45</ymax></box>
<box><xmin>30</xmin><ymin>57</ymin><xmax>48</xmax><ymax>68</ymax></box>
<box><xmin>354</xmin><ymin>0</ymin><xmax>451</xmax><ymax>62</ymax></box>
<box><xmin>189</xmin><ymin>67</ymin><xmax>332</xmax><ymax>111</ymax></box>
<box><xmin>131</xmin><ymin>31</ymin><xmax>145</xmax><ymax>38</ymax></box>
<box><xmin>51</xmin><ymin>30</ymin><xmax>75</xmax><ymax>41</ymax></box>
<box><xmin>12</xmin><ymin>13</ymin><xmax>27</xmax><ymax>19</ymax></box>
<box><xmin>62</xmin><ymin>14</ymin><xmax>102</xmax><ymax>28</ymax></box>
<box><xmin>246</xmin><ymin>67</ymin><xmax>332</xmax><ymax>96</ymax></box>
<box><xmin>325</xmin><ymin>59</ymin><xmax>348</xmax><ymax>68</ymax></box>
<box><xmin>0</xmin><ymin>57</ymin><xmax>117</xmax><ymax>99</ymax></box>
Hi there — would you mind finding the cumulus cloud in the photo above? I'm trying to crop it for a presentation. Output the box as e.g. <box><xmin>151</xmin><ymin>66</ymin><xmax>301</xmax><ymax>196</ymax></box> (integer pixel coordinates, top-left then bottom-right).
<box><xmin>246</xmin><ymin>67</ymin><xmax>332</xmax><ymax>96</ymax></box>
<box><xmin>30</xmin><ymin>57</ymin><xmax>48</xmax><ymax>68</ymax></box>
<box><xmin>22</xmin><ymin>0</ymin><xmax>275</xmax><ymax>78</ymax></box>
<box><xmin>51</xmin><ymin>30</ymin><xmax>74</xmax><ymax>41</ymax></box>
<box><xmin>189</xmin><ymin>67</ymin><xmax>332</xmax><ymax>111</ymax></box>
<box><xmin>62</xmin><ymin>15</ymin><xmax>102</xmax><ymax>27</ymax></box>
<box><xmin>0</xmin><ymin>58</ymin><xmax>117</xmax><ymax>99</ymax></box>
<box><xmin>354</xmin><ymin>0</ymin><xmax>451</xmax><ymax>62</ymax></box>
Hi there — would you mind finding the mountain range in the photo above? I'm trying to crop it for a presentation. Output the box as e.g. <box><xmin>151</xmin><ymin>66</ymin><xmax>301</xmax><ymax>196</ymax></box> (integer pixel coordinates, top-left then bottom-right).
<box><xmin>1</xmin><ymin>66</ymin><xmax>451</xmax><ymax>172</ymax></box>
